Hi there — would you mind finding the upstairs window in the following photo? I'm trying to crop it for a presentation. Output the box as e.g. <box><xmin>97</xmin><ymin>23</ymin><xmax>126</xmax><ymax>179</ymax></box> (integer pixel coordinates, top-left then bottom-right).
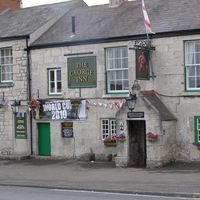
<box><xmin>48</xmin><ymin>68</ymin><xmax>62</xmax><ymax>95</ymax></box>
<box><xmin>0</xmin><ymin>47</ymin><xmax>13</xmax><ymax>83</ymax></box>
<box><xmin>185</xmin><ymin>41</ymin><xmax>200</xmax><ymax>91</ymax></box>
<box><xmin>106</xmin><ymin>47</ymin><xmax>129</xmax><ymax>93</ymax></box>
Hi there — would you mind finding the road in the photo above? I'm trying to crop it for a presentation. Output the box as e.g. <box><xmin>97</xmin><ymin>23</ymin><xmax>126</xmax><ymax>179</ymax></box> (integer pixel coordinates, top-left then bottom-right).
<box><xmin>0</xmin><ymin>186</ymin><xmax>197</xmax><ymax>200</ymax></box>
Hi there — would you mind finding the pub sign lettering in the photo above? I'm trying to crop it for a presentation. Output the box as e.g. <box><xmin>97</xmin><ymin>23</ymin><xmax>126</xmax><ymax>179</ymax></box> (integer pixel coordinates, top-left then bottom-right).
<box><xmin>15</xmin><ymin>112</ymin><xmax>27</xmax><ymax>139</ymax></box>
<box><xmin>68</xmin><ymin>56</ymin><xmax>97</xmax><ymax>88</ymax></box>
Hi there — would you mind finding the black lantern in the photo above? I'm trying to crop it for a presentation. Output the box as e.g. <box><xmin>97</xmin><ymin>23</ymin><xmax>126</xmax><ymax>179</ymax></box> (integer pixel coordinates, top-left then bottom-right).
<box><xmin>126</xmin><ymin>92</ymin><xmax>137</xmax><ymax>112</ymax></box>
<box><xmin>11</xmin><ymin>100</ymin><xmax>21</xmax><ymax>113</ymax></box>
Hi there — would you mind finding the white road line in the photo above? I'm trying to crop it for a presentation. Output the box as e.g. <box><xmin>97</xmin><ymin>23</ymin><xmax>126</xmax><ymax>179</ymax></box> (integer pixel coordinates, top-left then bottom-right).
<box><xmin>51</xmin><ymin>189</ymin><xmax>195</xmax><ymax>199</ymax></box>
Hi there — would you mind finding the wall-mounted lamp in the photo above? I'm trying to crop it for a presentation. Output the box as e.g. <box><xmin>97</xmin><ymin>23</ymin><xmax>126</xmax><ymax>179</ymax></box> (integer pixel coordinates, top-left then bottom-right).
<box><xmin>125</xmin><ymin>86</ymin><xmax>137</xmax><ymax>112</ymax></box>
<box><xmin>11</xmin><ymin>100</ymin><xmax>21</xmax><ymax>113</ymax></box>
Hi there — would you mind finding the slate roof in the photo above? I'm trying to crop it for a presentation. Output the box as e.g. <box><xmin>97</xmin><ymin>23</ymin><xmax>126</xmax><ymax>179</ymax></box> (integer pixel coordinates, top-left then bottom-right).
<box><xmin>0</xmin><ymin>0</ymin><xmax>86</xmax><ymax>39</ymax></box>
<box><xmin>31</xmin><ymin>0</ymin><xmax>200</xmax><ymax>47</ymax></box>
<box><xmin>141</xmin><ymin>90</ymin><xmax>176</xmax><ymax>121</ymax></box>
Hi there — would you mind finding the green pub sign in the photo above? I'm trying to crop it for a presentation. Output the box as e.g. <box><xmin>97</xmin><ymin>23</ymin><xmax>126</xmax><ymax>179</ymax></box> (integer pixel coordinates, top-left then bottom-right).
<box><xmin>68</xmin><ymin>56</ymin><xmax>97</xmax><ymax>88</ymax></box>
<box><xmin>15</xmin><ymin>112</ymin><xmax>27</xmax><ymax>139</ymax></box>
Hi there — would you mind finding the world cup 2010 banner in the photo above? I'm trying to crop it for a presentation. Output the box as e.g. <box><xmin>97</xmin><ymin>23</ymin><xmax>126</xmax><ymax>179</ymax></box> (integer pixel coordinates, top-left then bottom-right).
<box><xmin>35</xmin><ymin>100</ymin><xmax>86</xmax><ymax>120</ymax></box>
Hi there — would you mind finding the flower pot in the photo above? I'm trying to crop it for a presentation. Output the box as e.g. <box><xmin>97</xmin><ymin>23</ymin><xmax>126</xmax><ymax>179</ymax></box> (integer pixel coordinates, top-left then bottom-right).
<box><xmin>35</xmin><ymin>107</ymin><xmax>40</xmax><ymax>120</ymax></box>
<box><xmin>148</xmin><ymin>137</ymin><xmax>157</xmax><ymax>142</ymax></box>
<box><xmin>117</xmin><ymin>138</ymin><xmax>126</xmax><ymax>142</ymax></box>
<box><xmin>104</xmin><ymin>143</ymin><xmax>117</xmax><ymax>147</ymax></box>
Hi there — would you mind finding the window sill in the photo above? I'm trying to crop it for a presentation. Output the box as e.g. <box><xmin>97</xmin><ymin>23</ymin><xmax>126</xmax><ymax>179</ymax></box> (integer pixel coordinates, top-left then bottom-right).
<box><xmin>0</xmin><ymin>83</ymin><xmax>14</xmax><ymax>88</ymax></box>
<box><xmin>182</xmin><ymin>92</ymin><xmax>200</xmax><ymax>97</ymax></box>
<box><xmin>193</xmin><ymin>142</ymin><xmax>200</xmax><ymax>145</ymax></box>
<box><xmin>102</xmin><ymin>94</ymin><xmax>129</xmax><ymax>99</ymax></box>
<box><xmin>48</xmin><ymin>93</ymin><xmax>63</xmax><ymax>96</ymax></box>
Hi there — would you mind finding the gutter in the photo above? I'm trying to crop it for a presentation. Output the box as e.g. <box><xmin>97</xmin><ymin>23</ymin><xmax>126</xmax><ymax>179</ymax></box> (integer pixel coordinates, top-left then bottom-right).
<box><xmin>0</xmin><ymin>34</ymin><xmax>30</xmax><ymax>41</ymax></box>
<box><xmin>25</xmin><ymin>36</ymin><xmax>33</xmax><ymax>155</ymax></box>
<box><xmin>29</xmin><ymin>29</ymin><xmax>200</xmax><ymax>50</ymax></box>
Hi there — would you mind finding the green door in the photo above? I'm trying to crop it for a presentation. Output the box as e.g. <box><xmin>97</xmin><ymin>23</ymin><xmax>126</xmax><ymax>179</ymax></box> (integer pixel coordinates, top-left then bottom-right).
<box><xmin>38</xmin><ymin>123</ymin><xmax>51</xmax><ymax>156</ymax></box>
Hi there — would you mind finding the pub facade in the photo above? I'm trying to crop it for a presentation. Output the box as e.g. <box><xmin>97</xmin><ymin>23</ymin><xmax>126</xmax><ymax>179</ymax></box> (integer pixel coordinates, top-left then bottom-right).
<box><xmin>1</xmin><ymin>0</ymin><xmax>200</xmax><ymax>168</ymax></box>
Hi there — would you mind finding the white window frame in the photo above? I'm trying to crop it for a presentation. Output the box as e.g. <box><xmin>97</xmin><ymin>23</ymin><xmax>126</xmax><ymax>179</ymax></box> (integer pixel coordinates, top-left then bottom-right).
<box><xmin>0</xmin><ymin>47</ymin><xmax>13</xmax><ymax>83</ymax></box>
<box><xmin>106</xmin><ymin>46</ymin><xmax>129</xmax><ymax>93</ymax></box>
<box><xmin>101</xmin><ymin>119</ymin><xmax>116</xmax><ymax>140</ymax></box>
<box><xmin>194</xmin><ymin>116</ymin><xmax>200</xmax><ymax>143</ymax></box>
<box><xmin>197</xmin><ymin>117</ymin><xmax>200</xmax><ymax>142</ymax></box>
<box><xmin>185</xmin><ymin>40</ymin><xmax>200</xmax><ymax>91</ymax></box>
<box><xmin>48</xmin><ymin>68</ymin><xmax>62</xmax><ymax>95</ymax></box>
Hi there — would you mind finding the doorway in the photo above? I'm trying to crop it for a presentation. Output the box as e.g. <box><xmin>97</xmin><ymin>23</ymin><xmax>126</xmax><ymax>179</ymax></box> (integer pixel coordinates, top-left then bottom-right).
<box><xmin>128</xmin><ymin>120</ymin><xmax>146</xmax><ymax>167</ymax></box>
<box><xmin>38</xmin><ymin>123</ymin><xmax>51</xmax><ymax>156</ymax></box>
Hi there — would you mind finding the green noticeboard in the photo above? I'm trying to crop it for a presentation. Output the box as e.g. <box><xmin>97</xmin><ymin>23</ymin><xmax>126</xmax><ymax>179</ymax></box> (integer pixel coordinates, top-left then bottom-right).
<box><xmin>15</xmin><ymin>112</ymin><xmax>27</xmax><ymax>139</ymax></box>
<box><xmin>68</xmin><ymin>56</ymin><xmax>97</xmax><ymax>88</ymax></box>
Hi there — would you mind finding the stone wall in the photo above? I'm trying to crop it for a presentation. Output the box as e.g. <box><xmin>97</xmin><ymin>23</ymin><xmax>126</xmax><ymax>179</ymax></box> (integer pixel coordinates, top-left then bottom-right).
<box><xmin>0</xmin><ymin>39</ymin><xmax>30</xmax><ymax>156</ymax></box>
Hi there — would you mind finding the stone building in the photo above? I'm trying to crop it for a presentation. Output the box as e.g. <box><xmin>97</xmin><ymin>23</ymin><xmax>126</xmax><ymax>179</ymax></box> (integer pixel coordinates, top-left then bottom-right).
<box><xmin>1</xmin><ymin>0</ymin><xmax>200</xmax><ymax>168</ymax></box>
<box><xmin>0</xmin><ymin>0</ymin><xmax>86</xmax><ymax>157</ymax></box>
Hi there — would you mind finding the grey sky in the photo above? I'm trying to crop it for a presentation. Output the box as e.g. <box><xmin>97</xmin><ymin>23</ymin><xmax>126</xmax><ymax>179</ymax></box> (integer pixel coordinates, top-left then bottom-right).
<box><xmin>22</xmin><ymin>0</ymin><xmax>109</xmax><ymax>7</ymax></box>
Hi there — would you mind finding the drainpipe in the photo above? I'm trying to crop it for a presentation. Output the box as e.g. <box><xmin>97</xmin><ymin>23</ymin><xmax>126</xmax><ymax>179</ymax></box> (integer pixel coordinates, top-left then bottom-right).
<box><xmin>25</xmin><ymin>36</ymin><xmax>33</xmax><ymax>155</ymax></box>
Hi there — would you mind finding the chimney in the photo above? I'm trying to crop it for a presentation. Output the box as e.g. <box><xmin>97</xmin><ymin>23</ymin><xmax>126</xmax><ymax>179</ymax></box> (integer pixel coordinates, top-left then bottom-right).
<box><xmin>0</xmin><ymin>0</ymin><xmax>21</xmax><ymax>10</ymax></box>
<box><xmin>109</xmin><ymin>0</ymin><xmax>128</xmax><ymax>7</ymax></box>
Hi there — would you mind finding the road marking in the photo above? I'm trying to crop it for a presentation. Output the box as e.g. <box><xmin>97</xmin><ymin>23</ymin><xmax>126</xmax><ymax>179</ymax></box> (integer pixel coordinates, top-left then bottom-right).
<box><xmin>51</xmin><ymin>189</ymin><xmax>195</xmax><ymax>199</ymax></box>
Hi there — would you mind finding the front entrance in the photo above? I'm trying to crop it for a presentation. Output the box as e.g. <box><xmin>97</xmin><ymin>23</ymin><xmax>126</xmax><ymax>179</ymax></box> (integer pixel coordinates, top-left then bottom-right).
<box><xmin>128</xmin><ymin>120</ymin><xmax>146</xmax><ymax>167</ymax></box>
<box><xmin>38</xmin><ymin>123</ymin><xmax>51</xmax><ymax>156</ymax></box>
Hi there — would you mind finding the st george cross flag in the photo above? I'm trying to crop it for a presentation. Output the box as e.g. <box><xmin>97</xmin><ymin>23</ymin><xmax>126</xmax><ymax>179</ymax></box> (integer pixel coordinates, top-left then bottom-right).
<box><xmin>141</xmin><ymin>0</ymin><xmax>155</xmax><ymax>34</ymax></box>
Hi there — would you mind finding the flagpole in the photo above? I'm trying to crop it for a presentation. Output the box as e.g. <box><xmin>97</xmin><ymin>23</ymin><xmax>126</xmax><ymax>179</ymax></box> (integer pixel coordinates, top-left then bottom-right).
<box><xmin>142</xmin><ymin>0</ymin><xmax>155</xmax><ymax>79</ymax></box>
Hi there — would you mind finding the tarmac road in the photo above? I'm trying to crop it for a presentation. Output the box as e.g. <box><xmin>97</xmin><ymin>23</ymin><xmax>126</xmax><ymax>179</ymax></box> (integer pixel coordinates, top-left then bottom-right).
<box><xmin>0</xmin><ymin>159</ymin><xmax>200</xmax><ymax>198</ymax></box>
<box><xmin>0</xmin><ymin>186</ymin><xmax>197</xmax><ymax>200</ymax></box>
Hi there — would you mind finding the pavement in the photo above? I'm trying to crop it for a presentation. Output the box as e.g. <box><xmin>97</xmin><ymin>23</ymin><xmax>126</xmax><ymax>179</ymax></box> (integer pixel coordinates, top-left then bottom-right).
<box><xmin>0</xmin><ymin>158</ymin><xmax>200</xmax><ymax>198</ymax></box>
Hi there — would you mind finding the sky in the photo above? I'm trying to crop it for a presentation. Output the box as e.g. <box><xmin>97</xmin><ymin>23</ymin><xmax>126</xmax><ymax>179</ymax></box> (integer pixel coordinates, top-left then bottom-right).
<box><xmin>22</xmin><ymin>0</ymin><xmax>109</xmax><ymax>7</ymax></box>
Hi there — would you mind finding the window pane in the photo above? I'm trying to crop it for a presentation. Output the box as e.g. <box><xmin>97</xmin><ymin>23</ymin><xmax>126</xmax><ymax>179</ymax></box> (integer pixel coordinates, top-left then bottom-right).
<box><xmin>197</xmin><ymin>66</ymin><xmax>200</xmax><ymax>75</ymax></box>
<box><xmin>185</xmin><ymin>42</ymin><xmax>195</xmax><ymax>65</ymax></box>
<box><xmin>122</xmin><ymin>47</ymin><xmax>127</xmax><ymax>57</ymax></box>
<box><xmin>197</xmin><ymin>77</ymin><xmax>200</xmax><ymax>88</ymax></box>
<box><xmin>195</xmin><ymin>42</ymin><xmax>200</xmax><ymax>52</ymax></box>
<box><xmin>195</xmin><ymin>53</ymin><xmax>200</xmax><ymax>64</ymax></box>
<box><xmin>50</xmin><ymin>83</ymin><xmax>55</xmax><ymax>93</ymax></box>
<box><xmin>109</xmin><ymin>71</ymin><xmax>115</xmax><ymax>81</ymax></box>
<box><xmin>123</xmin><ymin>70</ymin><xmax>128</xmax><ymax>79</ymax></box>
<box><xmin>124</xmin><ymin>80</ymin><xmax>129</xmax><ymax>90</ymax></box>
<box><xmin>116</xmin><ymin>81</ymin><xmax>122</xmax><ymax>90</ymax></box>
<box><xmin>110</xmin><ymin>81</ymin><xmax>115</xmax><ymax>91</ymax></box>
<box><xmin>57</xmin><ymin>82</ymin><xmax>62</xmax><ymax>92</ymax></box>
<box><xmin>115</xmin><ymin>58</ymin><xmax>121</xmax><ymax>69</ymax></box>
<box><xmin>116</xmin><ymin>71</ymin><xmax>123</xmax><ymax>79</ymax></box>
<box><xmin>50</xmin><ymin>71</ymin><xmax>54</xmax><ymax>81</ymax></box>
<box><xmin>122</xmin><ymin>58</ymin><xmax>128</xmax><ymax>68</ymax></box>
<box><xmin>189</xmin><ymin>77</ymin><xmax>195</xmax><ymax>88</ymax></box>
<box><xmin>57</xmin><ymin>70</ymin><xmax>61</xmax><ymax>81</ymax></box>
<box><xmin>188</xmin><ymin>66</ymin><xmax>195</xmax><ymax>76</ymax></box>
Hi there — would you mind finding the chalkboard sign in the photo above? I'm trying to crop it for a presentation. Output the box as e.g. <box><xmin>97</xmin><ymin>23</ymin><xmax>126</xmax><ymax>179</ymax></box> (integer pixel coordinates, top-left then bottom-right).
<box><xmin>62</xmin><ymin>122</ymin><xmax>73</xmax><ymax>138</ymax></box>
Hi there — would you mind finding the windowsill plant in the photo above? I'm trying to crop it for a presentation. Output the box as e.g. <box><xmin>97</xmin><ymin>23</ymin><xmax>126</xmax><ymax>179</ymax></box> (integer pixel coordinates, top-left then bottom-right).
<box><xmin>115</xmin><ymin>132</ymin><xmax>126</xmax><ymax>142</ymax></box>
<box><xmin>103</xmin><ymin>136</ymin><xmax>117</xmax><ymax>147</ymax></box>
